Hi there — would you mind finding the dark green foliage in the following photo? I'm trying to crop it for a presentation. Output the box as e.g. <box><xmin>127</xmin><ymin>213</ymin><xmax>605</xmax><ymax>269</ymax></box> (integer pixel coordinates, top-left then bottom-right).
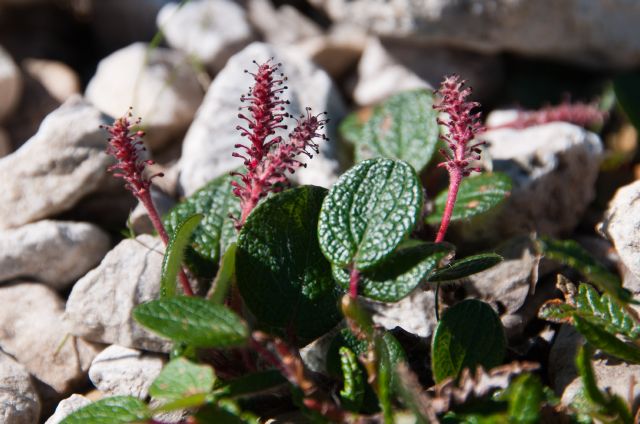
<box><xmin>160</xmin><ymin>213</ymin><xmax>203</xmax><ymax>298</ymax></box>
<box><xmin>427</xmin><ymin>253</ymin><xmax>503</xmax><ymax>282</ymax></box>
<box><xmin>60</xmin><ymin>396</ymin><xmax>149</xmax><ymax>424</ymax></box>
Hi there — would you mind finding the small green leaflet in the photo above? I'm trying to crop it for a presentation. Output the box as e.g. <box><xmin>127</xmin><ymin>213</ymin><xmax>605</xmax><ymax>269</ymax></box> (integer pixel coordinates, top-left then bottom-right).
<box><xmin>236</xmin><ymin>186</ymin><xmax>341</xmax><ymax>344</ymax></box>
<box><xmin>339</xmin><ymin>347</ymin><xmax>365</xmax><ymax>412</ymax></box>
<box><xmin>133</xmin><ymin>296</ymin><xmax>249</xmax><ymax>348</ymax></box>
<box><xmin>149</xmin><ymin>357</ymin><xmax>215</xmax><ymax>409</ymax></box>
<box><xmin>431</xmin><ymin>299</ymin><xmax>506</xmax><ymax>383</ymax></box>
<box><xmin>332</xmin><ymin>242</ymin><xmax>452</xmax><ymax>302</ymax></box>
<box><xmin>427</xmin><ymin>253</ymin><xmax>503</xmax><ymax>282</ymax></box>
<box><xmin>164</xmin><ymin>173</ymin><xmax>240</xmax><ymax>278</ymax></box>
<box><xmin>319</xmin><ymin>158</ymin><xmax>423</xmax><ymax>270</ymax></box>
<box><xmin>160</xmin><ymin>213</ymin><xmax>203</xmax><ymax>298</ymax></box>
<box><xmin>426</xmin><ymin>172</ymin><xmax>511</xmax><ymax>225</ymax></box>
<box><xmin>60</xmin><ymin>396</ymin><xmax>149</xmax><ymax>424</ymax></box>
<box><xmin>354</xmin><ymin>90</ymin><xmax>440</xmax><ymax>172</ymax></box>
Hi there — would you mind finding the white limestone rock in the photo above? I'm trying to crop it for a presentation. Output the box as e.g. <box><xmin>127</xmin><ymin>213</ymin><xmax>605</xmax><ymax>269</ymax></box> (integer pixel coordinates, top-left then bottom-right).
<box><xmin>310</xmin><ymin>0</ymin><xmax>640</xmax><ymax>69</ymax></box>
<box><xmin>23</xmin><ymin>58</ymin><xmax>80</xmax><ymax>103</ymax></box>
<box><xmin>364</xmin><ymin>290</ymin><xmax>437</xmax><ymax>338</ymax></box>
<box><xmin>179</xmin><ymin>42</ymin><xmax>346</xmax><ymax>195</ymax></box>
<box><xmin>64</xmin><ymin>235</ymin><xmax>171</xmax><ymax>352</ymax></box>
<box><xmin>158</xmin><ymin>0</ymin><xmax>254</xmax><ymax>72</ymax></box>
<box><xmin>0</xmin><ymin>220</ymin><xmax>110</xmax><ymax>290</ymax></box>
<box><xmin>89</xmin><ymin>345</ymin><xmax>164</xmax><ymax>398</ymax></box>
<box><xmin>0</xmin><ymin>351</ymin><xmax>41</xmax><ymax>424</ymax></box>
<box><xmin>0</xmin><ymin>96</ymin><xmax>112</xmax><ymax>229</ymax></box>
<box><xmin>599</xmin><ymin>179</ymin><xmax>640</xmax><ymax>282</ymax></box>
<box><xmin>461</xmin><ymin>122</ymin><xmax>603</xmax><ymax>240</ymax></box>
<box><xmin>85</xmin><ymin>43</ymin><xmax>204</xmax><ymax>150</ymax></box>
<box><xmin>0</xmin><ymin>283</ymin><xmax>103</xmax><ymax>396</ymax></box>
<box><xmin>0</xmin><ymin>45</ymin><xmax>22</xmax><ymax>123</ymax></box>
<box><xmin>44</xmin><ymin>394</ymin><xmax>90</xmax><ymax>424</ymax></box>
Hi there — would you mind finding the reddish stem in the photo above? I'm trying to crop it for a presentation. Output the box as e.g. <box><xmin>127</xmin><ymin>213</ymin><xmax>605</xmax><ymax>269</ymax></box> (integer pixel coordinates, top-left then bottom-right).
<box><xmin>349</xmin><ymin>268</ymin><xmax>360</xmax><ymax>299</ymax></box>
<box><xmin>139</xmin><ymin>191</ymin><xmax>194</xmax><ymax>296</ymax></box>
<box><xmin>434</xmin><ymin>167</ymin><xmax>463</xmax><ymax>243</ymax></box>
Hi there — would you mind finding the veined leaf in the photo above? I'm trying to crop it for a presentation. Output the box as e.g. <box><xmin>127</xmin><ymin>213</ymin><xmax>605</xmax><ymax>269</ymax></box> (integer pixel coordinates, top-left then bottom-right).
<box><xmin>431</xmin><ymin>299</ymin><xmax>506</xmax><ymax>383</ymax></box>
<box><xmin>149</xmin><ymin>358</ymin><xmax>215</xmax><ymax>406</ymax></box>
<box><xmin>355</xmin><ymin>90</ymin><xmax>440</xmax><ymax>172</ymax></box>
<box><xmin>319</xmin><ymin>158</ymin><xmax>423</xmax><ymax>270</ymax></box>
<box><xmin>574</xmin><ymin>316</ymin><xmax>640</xmax><ymax>364</ymax></box>
<box><xmin>427</xmin><ymin>253</ymin><xmax>503</xmax><ymax>282</ymax></box>
<box><xmin>133</xmin><ymin>296</ymin><xmax>249</xmax><ymax>348</ymax></box>
<box><xmin>161</xmin><ymin>213</ymin><xmax>203</xmax><ymax>298</ymax></box>
<box><xmin>332</xmin><ymin>242</ymin><xmax>452</xmax><ymax>302</ymax></box>
<box><xmin>339</xmin><ymin>347</ymin><xmax>365</xmax><ymax>412</ymax></box>
<box><xmin>164</xmin><ymin>173</ymin><xmax>240</xmax><ymax>278</ymax></box>
<box><xmin>427</xmin><ymin>173</ymin><xmax>511</xmax><ymax>225</ymax></box>
<box><xmin>60</xmin><ymin>396</ymin><xmax>149</xmax><ymax>424</ymax></box>
<box><xmin>236</xmin><ymin>186</ymin><xmax>341</xmax><ymax>344</ymax></box>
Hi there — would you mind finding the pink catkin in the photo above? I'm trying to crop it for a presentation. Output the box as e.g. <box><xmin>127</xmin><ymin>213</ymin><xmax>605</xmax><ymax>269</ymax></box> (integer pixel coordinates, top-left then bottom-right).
<box><xmin>487</xmin><ymin>101</ymin><xmax>606</xmax><ymax>130</ymax></box>
<box><xmin>231</xmin><ymin>60</ymin><xmax>328</xmax><ymax>228</ymax></box>
<box><xmin>104</xmin><ymin>112</ymin><xmax>194</xmax><ymax>296</ymax></box>
<box><xmin>433</xmin><ymin>75</ymin><xmax>485</xmax><ymax>243</ymax></box>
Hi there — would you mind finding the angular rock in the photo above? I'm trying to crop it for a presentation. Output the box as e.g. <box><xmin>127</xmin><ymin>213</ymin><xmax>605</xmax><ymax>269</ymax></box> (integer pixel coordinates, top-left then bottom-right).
<box><xmin>23</xmin><ymin>58</ymin><xmax>80</xmax><ymax>103</ymax></box>
<box><xmin>179</xmin><ymin>42</ymin><xmax>346</xmax><ymax>195</ymax></box>
<box><xmin>599</xmin><ymin>179</ymin><xmax>640</xmax><ymax>283</ymax></box>
<box><xmin>461</xmin><ymin>122</ymin><xmax>602</xmax><ymax>240</ymax></box>
<box><xmin>65</xmin><ymin>235</ymin><xmax>171</xmax><ymax>352</ymax></box>
<box><xmin>0</xmin><ymin>220</ymin><xmax>111</xmax><ymax>290</ymax></box>
<box><xmin>0</xmin><ymin>96</ymin><xmax>112</xmax><ymax>229</ymax></box>
<box><xmin>89</xmin><ymin>345</ymin><xmax>165</xmax><ymax>398</ymax></box>
<box><xmin>0</xmin><ymin>351</ymin><xmax>41</xmax><ymax>424</ymax></box>
<box><xmin>85</xmin><ymin>43</ymin><xmax>204</xmax><ymax>150</ymax></box>
<box><xmin>363</xmin><ymin>290</ymin><xmax>437</xmax><ymax>338</ymax></box>
<box><xmin>248</xmin><ymin>0</ymin><xmax>321</xmax><ymax>47</ymax></box>
<box><xmin>158</xmin><ymin>0</ymin><xmax>254</xmax><ymax>72</ymax></box>
<box><xmin>44</xmin><ymin>394</ymin><xmax>90</xmax><ymax>424</ymax></box>
<box><xmin>0</xmin><ymin>45</ymin><xmax>21</xmax><ymax>122</ymax></box>
<box><xmin>354</xmin><ymin>37</ymin><xmax>503</xmax><ymax>106</ymax></box>
<box><xmin>0</xmin><ymin>282</ymin><xmax>103</xmax><ymax>396</ymax></box>
<box><xmin>310</xmin><ymin>0</ymin><xmax>640</xmax><ymax>69</ymax></box>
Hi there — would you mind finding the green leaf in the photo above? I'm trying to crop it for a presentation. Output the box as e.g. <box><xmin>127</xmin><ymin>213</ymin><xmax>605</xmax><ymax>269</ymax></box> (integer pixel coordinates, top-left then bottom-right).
<box><xmin>574</xmin><ymin>284</ymin><xmax>640</xmax><ymax>339</ymax></box>
<box><xmin>614</xmin><ymin>72</ymin><xmax>640</xmax><ymax>132</ymax></box>
<box><xmin>60</xmin><ymin>396</ymin><xmax>149</xmax><ymax>424</ymax></box>
<box><xmin>195</xmin><ymin>402</ymin><xmax>259</xmax><ymax>424</ymax></box>
<box><xmin>573</xmin><ymin>315</ymin><xmax>640</xmax><ymax>364</ymax></box>
<box><xmin>426</xmin><ymin>173</ymin><xmax>511</xmax><ymax>225</ymax></box>
<box><xmin>431</xmin><ymin>299</ymin><xmax>506</xmax><ymax>383</ymax></box>
<box><xmin>376</xmin><ymin>334</ymin><xmax>394</xmax><ymax>424</ymax></box>
<box><xmin>575</xmin><ymin>344</ymin><xmax>633</xmax><ymax>423</ymax></box>
<box><xmin>428</xmin><ymin>253</ymin><xmax>503</xmax><ymax>282</ymax></box>
<box><xmin>355</xmin><ymin>90</ymin><xmax>440</xmax><ymax>172</ymax></box>
<box><xmin>133</xmin><ymin>296</ymin><xmax>249</xmax><ymax>348</ymax></box>
<box><xmin>339</xmin><ymin>109</ymin><xmax>368</xmax><ymax>145</ymax></box>
<box><xmin>339</xmin><ymin>347</ymin><xmax>365</xmax><ymax>412</ymax></box>
<box><xmin>209</xmin><ymin>242</ymin><xmax>237</xmax><ymax>305</ymax></box>
<box><xmin>149</xmin><ymin>358</ymin><xmax>215</xmax><ymax>405</ymax></box>
<box><xmin>236</xmin><ymin>186</ymin><xmax>341</xmax><ymax>344</ymax></box>
<box><xmin>319</xmin><ymin>158</ymin><xmax>423</xmax><ymax>270</ymax></box>
<box><xmin>332</xmin><ymin>242</ymin><xmax>452</xmax><ymax>302</ymax></box>
<box><xmin>537</xmin><ymin>237</ymin><xmax>632</xmax><ymax>304</ymax></box>
<box><xmin>164</xmin><ymin>173</ymin><xmax>240</xmax><ymax>278</ymax></box>
<box><xmin>500</xmin><ymin>374</ymin><xmax>544</xmax><ymax>424</ymax></box>
<box><xmin>161</xmin><ymin>214</ymin><xmax>203</xmax><ymax>298</ymax></box>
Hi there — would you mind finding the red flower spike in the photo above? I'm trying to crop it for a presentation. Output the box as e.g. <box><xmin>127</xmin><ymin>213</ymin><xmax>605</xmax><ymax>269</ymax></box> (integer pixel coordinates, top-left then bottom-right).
<box><xmin>231</xmin><ymin>61</ymin><xmax>329</xmax><ymax>229</ymax></box>
<box><xmin>104</xmin><ymin>111</ymin><xmax>194</xmax><ymax>296</ymax></box>
<box><xmin>487</xmin><ymin>100</ymin><xmax>606</xmax><ymax>130</ymax></box>
<box><xmin>433</xmin><ymin>75</ymin><xmax>486</xmax><ymax>243</ymax></box>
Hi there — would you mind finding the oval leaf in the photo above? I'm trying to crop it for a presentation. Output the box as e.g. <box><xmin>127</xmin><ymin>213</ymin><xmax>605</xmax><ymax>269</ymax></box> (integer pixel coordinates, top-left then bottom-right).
<box><xmin>319</xmin><ymin>158</ymin><xmax>423</xmax><ymax>270</ymax></box>
<box><xmin>133</xmin><ymin>296</ymin><xmax>249</xmax><ymax>348</ymax></box>
<box><xmin>426</xmin><ymin>172</ymin><xmax>511</xmax><ymax>224</ymax></box>
<box><xmin>236</xmin><ymin>186</ymin><xmax>341</xmax><ymax>344</ymax></box>
<box><xmin>164</xmin><ymin>173</ymin><xmax>240</xmax><ymax>278</ymax></box>
<box><xmin>427</xmin><ymin>253</ymin><xmax>503</xmax><ymax>282</ymax></box>
<box><xmin>356</xmin><ymin>90</ymin><xmax>440</xmax><ymax>172</ymax></box>
<box><xmin>60</xmin><ymin>396</ymin><xmax>149</xmax><ymax>424</ymax></box>
<box><xmin>161</xmin><ymin>213</ymin><xmax>203</xmax><ymax>298</ymax></box>
<box><xmin>574</xmin><ymin>315</ymin><xmax>640</xmax><ymax>364</ymax></box>
<box><xmin>332</xmin><ymin>242</ymin><xmax>452</xmax><ymax>302</ymax></box>
<box><xmin>431</xmin><ymin>299</ymin><xmax>506</xmax><ymax>383</ymax></box>
<box><xmin>150</xmin><ymin>358</ymin><xmax>215</xmax><ymax>403</ymax></box>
